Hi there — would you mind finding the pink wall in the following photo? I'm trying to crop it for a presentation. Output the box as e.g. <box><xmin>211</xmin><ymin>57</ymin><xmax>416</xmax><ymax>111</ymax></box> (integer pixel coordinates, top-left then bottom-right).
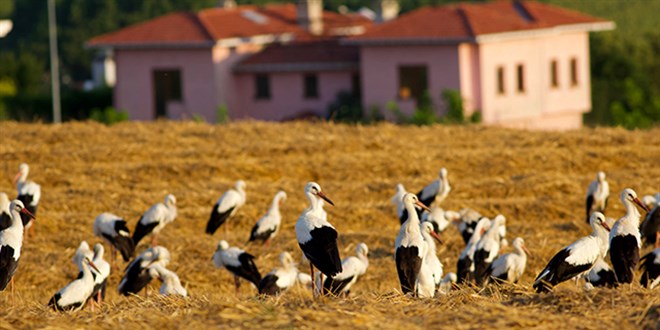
<box><xmin>476</xmin><ymin>32</ymin><xmax>591</xmax><ymax>129</ymax></box>
<box><xmin>233</xmin><ymin>71</ymin><xmax>355</xmax><ymax>120</ymax></box>
<box><xmin>115</xmin><ymin>49</ymin><xmax>216</xmax><ymax>120</ymax></box>
<box><xmin>359</xmin><ymin>45</ymin><xmax>461</xmax><ymax>120</ymax></box>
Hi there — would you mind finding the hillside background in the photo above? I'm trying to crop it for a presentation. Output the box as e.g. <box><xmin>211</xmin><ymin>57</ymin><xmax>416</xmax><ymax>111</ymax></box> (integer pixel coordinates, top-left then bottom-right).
<box><xmin>0</xmin><ymin>0</ymin><xmax>658</xmax><ymax>127</ymax></box>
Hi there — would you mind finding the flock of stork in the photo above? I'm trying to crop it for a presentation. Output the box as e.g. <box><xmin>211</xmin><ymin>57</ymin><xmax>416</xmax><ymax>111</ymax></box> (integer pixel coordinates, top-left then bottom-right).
<box><xmin>1</xmin><ymin>163</ymin><xmax>659</xmax><ymax>312</ymax></box>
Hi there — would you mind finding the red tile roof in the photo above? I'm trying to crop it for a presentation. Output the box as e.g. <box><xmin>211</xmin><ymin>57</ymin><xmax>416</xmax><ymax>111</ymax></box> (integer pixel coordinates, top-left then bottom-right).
<box><xmin>350</xmin><ymin>0</ymin><xmax>611</xmax><ymax>44</ymax></box>
<box><xmin>88</xmin><ymin>4</ymin><xmax>372</xmax><ymax>48</ymax></box>
<box><xmin>235</xmin><ymin>39</ymin><xmax>358</xmax><ymax>72</ymax></box>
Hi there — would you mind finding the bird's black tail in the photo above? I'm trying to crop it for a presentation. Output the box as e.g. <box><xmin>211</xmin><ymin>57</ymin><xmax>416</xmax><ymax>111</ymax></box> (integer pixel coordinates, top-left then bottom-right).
<box><xmin>115</xmin><ymin>235</ymin><xmax>136</xmax><ymax>261</ymax></box>
<box><xmin>205</xmin><ymin>206</ymin><xmax>233</xmax><ymax>235</ymax></box>
<box><xmin>132</xmin><ymin>218</ymin><xmax>157</xmax><ymax>246</ymax></box>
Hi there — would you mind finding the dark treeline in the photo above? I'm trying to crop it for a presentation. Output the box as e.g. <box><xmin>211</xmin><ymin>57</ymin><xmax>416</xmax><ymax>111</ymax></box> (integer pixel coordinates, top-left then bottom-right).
<box><xmin>0</xmin><ymin>0</ymin><xmax>657</xmax><ymax>127</ymax></box>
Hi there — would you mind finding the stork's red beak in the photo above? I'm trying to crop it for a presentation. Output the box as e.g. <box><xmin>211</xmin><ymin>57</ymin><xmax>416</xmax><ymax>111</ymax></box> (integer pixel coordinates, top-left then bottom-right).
<box><xmin>20</xmin><ymin>208</ymin><xmax>35</xmax><ymax>220</ymax></box>
<box><xmin>316</xmin><ymin>191</ymin><xmax>334</xmax><ymax>206</ymax></box>
<box><xmin>633</xmin><ymin>197</ymin><xmax>651</xmax><ymax>213</ymax></box>
<box><xmin>13</xmin><ymin>172</ymin><xmax>21</xmax><ymax>185</ymax></box>
<box><xmin>86</xmin><ymin>258</ymin><xmax>101</xmax><ymax>273</ymax></box>
<box><xmin>522</xmin><ymin>245</ymin><xmax>531</xmax><ymax>257</ymax></box>
<box><xmin>415</xmin><ymin>200</ymin><xmax>431</xmax><ymax>212</ymax></box>
<box><xmin>429</xmin><ymin>230</ymin><xmax>443</xmax><ymax>245</ymax></box>
<box><xmin>600</xmin><ymin>221</ymin><xmax>611</xmax><ymax>232</ymax></box>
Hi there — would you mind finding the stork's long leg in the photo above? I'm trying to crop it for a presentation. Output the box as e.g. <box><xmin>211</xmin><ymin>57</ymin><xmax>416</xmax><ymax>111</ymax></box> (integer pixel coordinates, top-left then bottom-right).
<box><xmin>234</xmin><ymin>275</ymin><xmax>241</xmax><ymax>295</ymax></box>
<box><xmin>10</xmin><ymin>277</ymin><xmax>14</xmax><ymax>306</ymax></box>
<box><xmin>151</xmin><ymin>234</ymin><xmax>158</xmax><ymax>247</ymax></box>
<box><xmin>655</xmin><ymin>231</ymin><xmax>659</xmax><ymax>248</ymax></box>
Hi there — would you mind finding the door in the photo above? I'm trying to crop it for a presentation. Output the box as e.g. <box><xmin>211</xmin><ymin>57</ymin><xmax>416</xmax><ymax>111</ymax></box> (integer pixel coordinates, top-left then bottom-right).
<box><xmin>153</xmin><ymin>69</ymin><xmax>182</xmax><ymax>119</ymax></box>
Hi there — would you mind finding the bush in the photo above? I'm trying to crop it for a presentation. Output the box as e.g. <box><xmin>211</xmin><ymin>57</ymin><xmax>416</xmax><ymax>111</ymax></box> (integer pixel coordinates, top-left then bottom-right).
<box><xmin>387</xmin><ymin>101</ymin><xmax>407</xmax><ymax>124</ymax></box>
<box><xmin>90</xmin><ymin>107</ymin><xmax>128</xmax><ymax>125</ymax></box>
<box><xmin>368</xmin><ymin>104</ymin><xmax>384</xmax><ymax>123</ymax></box>
<box><xmin>216</xmin><ymin>104</ymin><xmax>229</xmax><ymax>124</ymax></box>
<box><xmin>328</xmin><ymin>91</ymin><xmax>363</xmax><ymax>123</ymax></box>
<box><xmin>470</xmin><ymin>111</ymin><xmax>482</xmax><ymax>123</ymax></box>
<box><xmin>410</xmin><ymin>91</ymin><xmax>437</xmax><ymax>126</ymax></box>
<box><xmin>441</xmin><ymin>89</ymin><xmax>465</xmax><ymax>123</ymax></box>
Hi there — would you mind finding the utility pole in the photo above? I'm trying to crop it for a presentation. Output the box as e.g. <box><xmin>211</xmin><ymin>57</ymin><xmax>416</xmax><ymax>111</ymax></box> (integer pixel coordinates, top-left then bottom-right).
<box><xmin>48</xmin><ymin>0</ymin><xmax>61</xmax><ymax>123</ymax></box>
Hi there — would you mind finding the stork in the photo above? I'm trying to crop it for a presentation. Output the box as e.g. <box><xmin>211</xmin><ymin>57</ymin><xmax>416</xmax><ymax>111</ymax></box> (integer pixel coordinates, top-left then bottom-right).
<box><xmin>640</xmin><ymin>247</ymin><xmax>660</xmax><ymax>289</ymax></box>
<box><xmin>295</xmin><ymin>182</ymin><xmax>342</xmax><ymax>296</ymax></box>
<box><xmin>456</xmin><ymin>218</ymin><xmax>491</xmax><ymax>284</ymax></box>
<box><xmin>455</xmin><ymin>208</ymin><xmax>484</xmax><ymax>244</ymax></box>
<box><xmin>391</xmin><ymin>183</ymin><xmax>408</xmax><ymax>223</ymax></box>
<box><xmin>323</xmin><ymin>242</ymin><xmax>369</xmax><ymax>296</ymax></box>
<box><xmin>48</xmin><ymin>257</ymin><xmax>100</xmax><ymax>312</ymax></box>
<box><xmin>437</xmin><ymin>273</ymin><xmax>457</xmax><ymax>295</ymax></box>
<box><xmin>417</xmin><ymin>167</ymin><xmax>451</xmax><ymax>207</ymax></box>
<box><xmin>609</xmin><ymin>188</ymin><xmax>650</xmax><ymax>284</ymax></box>
<box><xmin>394</xmin><ymin>193</ymin><xmax>431</xmax><ymax>295</ymax></box>
<box><xmin>488</xmin><ymin>237</ymin><xmax>529</xmax><ymax>284</ymax></box>
<box><xmin>0</xmin><ymin>193</ymin><xmax>10</xmax><ymax>230</ymax></box>
<box><xmin>422</xmin><ymin>207</ymin><xmax>460</xmax><ymax>234</ymax></box>
<box><xmin>89</xmin><ymin>244</ymin><xmax>111</xmax><ymax>307</ymax></box>
<box><xmin>0</xmin><ymin>200</ymin><xmax>34</xmax><ymax>305</ymax></box>
<box><xmin>93</xmin><ymin>212</ymin><xmax>135</xmax><ymax>266</ymax></box>
<box><xmin>147</xmin><ymin>264</ymin><xmax>187</xmax><ymax>297</ymax></box>
<box><xmin>585</xmin><ymin>171</ymin><xmax>609</xmax><ymax>223</ymax></box>
<box><xmin>118</xmin><ymin>246</ymin><xmax>170</xmax><ymax>296</ymax></box>
<box><xmin>13</xmin><ymin>163</ymin><xmax>40</xmax><ymax>241</ymax></box>
<box><xmin>584</xmin><ymin>257</ymin><xmax>616</xmax><ymax>288</ymax></box>
<box><xmin>258</xmin><ymin>252</ymin><xmax>298</xmax><ymax>296</ymax></box>
<box><xmin>132</xmin><ymin>194</ymin><xmax>177</xmax><ymax>247</ymax></box>
<box><xmin>420</xmin><ymin>222</ymin><xmax>443</xmax><ymax>288</ymax></box>
<box><xmin>206</xmin><ymin>180</ymin><xmax>246</xmax><ymax>235</ymax></box>
<box><xmin>212</xmin><ymin>240</ymin><xmax>261</xmax><ymax>293</ymax></box>
<box><xmin>72</xmin><ymin>241</ymin><xmax>93</xmax><ymax>278</ymax></box>
<box><xmin>533</xmin><ymin>212</ymin><xmax>611</xmax><ymax>293</ymax></box>
<box><xmin>473</xmin><ymin>215</ymin><xmax>506</xmax><ymax>286</ymax></box>
<box><xmin>249</xmin><ymin>190</ymin><xmax>286</xmax><ymax>244</ymax></box>
<box><xmin>640</xmin><ymin>192</ymin><xmax>660</xmax><ymax>248</ymax></box>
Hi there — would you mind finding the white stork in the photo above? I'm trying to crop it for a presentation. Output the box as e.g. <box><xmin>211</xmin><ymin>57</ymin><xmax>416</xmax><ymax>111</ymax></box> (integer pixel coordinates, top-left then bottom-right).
<box><xmin>206</xmin><ymin>180</ymin><xmax>246</xmax><ymax>235</ymax></box>
<box><xmin>488</xmin><ymin>237</ymin><xmax>529</xmax><ymax>284</ymax></box>
<box><xmin>93</xmin><ymin>212</ymin><xmax>135</xmax><ymax>265</ymax></box>
<box><xmin>118</xmin><ymin>246</ymin><xmax>170</xmax><ymax>296</ymax></box>
<box><xmin>609</xmin><ymin>188</ymin><xmax>650</xmax><ymax>284</ymax></box>
<box><xmin>147</xmin><ymin>264</ymin><xmax>187</xmax><ymax>297</ymax></box>
<box><xmin>394</xmin><ymin>193</ymin><xmax>431</xmax><ymax>295</ymax></box>
<box><xmin>391</xmin><ymin>183</ymin><xmax>408</xmax><ymax>223</ymax></box>
<box><xmin>422</xmin><ymin>207</ymin><xmax>460</xmax><ymax>235</ymax></box>
<box><xmin>132</xmin><ymin>194</ymin><xmax>177</xmax><ymax>247</ymax></box>
<box><xmin>455</xmin><ymin>208</ymin><xmax>484</xmax><ymax>244</ymax></box>
<box><xmin>473</xmin><ymin>215</ymin><xmax>506</xmax><ymax>286</ymax></box>
<box><xmin>48</xmin><ymin>257</ymin><xmax>100</xmax><ymax>312</ymax></box>
<box><xmin>72</xmin><ymin>241</ymin><xmax>93</xmax><ymax>278</ymax></box>
<box><xmin>437</xmin><ymin>273</ymin><xmax>457</xmax><ymax>295</ymax></box>
<box><xmin>212</xmin><ymin>240</ymin><xmax>261</xmax><ymax>293</ymax></box>
<box><xmin>420</xmin><ymin>222</ymin><xmax>443</xmax><ymax>288</ymax></box>
<box><xmin>0</xmin><ymin>200</ymin><xmax>34</xmax><ymax>304</ymax></box>
<box><xmin>13</xmin><ymin>163</ymin><xmax>40</xmax><ymax>240</ymax></box>
<box><xmin>417</xmin><ymin>167</ymin><xmax>451</xmax><ymax>207</ymax></box>
<box><xmin>585</xmin><ymin>171</ymin><xmax>609</xmax><ymax>223</ymax></box>
<box><xmin>89</xmin><ymin>244</ymin><xmax>111</xmax><ymax>306</ymax></box>
<box><xmin>258</xmin><ymin>252</ymin><xmax>298</xmax><ymax>296</ymax></box>
<box><xmin>0</xmin><ymin>193</ymin><xmax>10</xmax><ymax>230</ymax></box>
<box><xmin>640</xmin><ymin>247</ymin><xmax>660</xmax><ymax>289</ymax></box>
<box><xmin>249</xmin><ymin>190</ymin><xmax>287</xmax><ymax>244</ymax></box>
<box><xmin>295</xmin><ymin>182</ymin><xmax>342</xmax><ymax>296</ymax></box>
<box><xmin>640</xmin><ymin>192</ymin><xmax>660</xmax><ymax>247</ymax></box>
<box><xmin>456</xmin><ymin>217</ymin><xmax>491</xmax><ymax>284</ymax></box>
<box><xmin>323</xmin><ymin>242</ymin><xmax>369</xmax><ymax>296</ymax></box>
<box><xmin>584</xmin><ymin>257</ymin><xmax>616</xmax><ymax>288</ymax></box>
<box><xmin>533</xmin><ymin>212</ymin><xmax>611</xmax><ymax>293</ymax></box>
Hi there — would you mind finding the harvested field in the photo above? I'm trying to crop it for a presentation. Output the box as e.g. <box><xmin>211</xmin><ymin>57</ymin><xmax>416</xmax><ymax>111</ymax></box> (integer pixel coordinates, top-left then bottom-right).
<box><xmin>0</xmin><ymin>121</ymin><xmax>659</xmax><ymax>329</ymax></box>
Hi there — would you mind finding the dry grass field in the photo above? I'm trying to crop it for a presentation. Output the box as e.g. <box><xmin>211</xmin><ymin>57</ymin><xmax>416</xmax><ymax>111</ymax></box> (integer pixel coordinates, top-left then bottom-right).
<box><xmin>0</xmin><ymin>121</ymin><xmax>659</xmax><ymax>329</ymax></box>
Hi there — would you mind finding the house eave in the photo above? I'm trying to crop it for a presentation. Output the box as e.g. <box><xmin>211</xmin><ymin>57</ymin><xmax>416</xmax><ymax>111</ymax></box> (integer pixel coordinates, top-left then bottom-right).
<box><xmin>342</xmin><ymin>37</ymin><xmax>474</xmax><ymax>46</ymax></box>
<box><xmin>84</xmin><ymin>41</ymin><xmax>215</xmax><ymax>50</ymax></box>
<box><xmin>215</xmin><ymin>33</ymin><xmax>295</xmax><ymax>47</ymax></box>
<box><xmin>475</xmin><ymin>21</ymin><xmax>616</xmax><ymax>43</ymax></box>
<box><xmin>234</xmin><ymin>62</ymin><xmax>359</xmax><ymax>73</ymax></box>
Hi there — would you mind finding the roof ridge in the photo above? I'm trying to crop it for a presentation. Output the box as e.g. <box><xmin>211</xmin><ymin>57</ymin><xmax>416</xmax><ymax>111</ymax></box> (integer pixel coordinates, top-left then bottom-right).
<box><xmin>513</xmin><ymin>0</ymin><xmax>537</xmax><ymax>23</ymax></box>
<box><xmin>456</xmin><ymin>5</ymin><xmax>475</xmax><ymax>38</ymax></box>
<box><xmin>187</xmin><ymin>12</ymin><xmax>216</xmax><ymax>42</ymax></box>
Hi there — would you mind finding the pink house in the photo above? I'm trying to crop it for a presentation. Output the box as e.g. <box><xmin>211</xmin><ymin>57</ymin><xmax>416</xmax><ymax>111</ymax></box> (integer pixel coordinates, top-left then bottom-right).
<box><xmin>88</xmin><ymin>0</ymin><xmax>613</xmax><ymax>130</ymax></box>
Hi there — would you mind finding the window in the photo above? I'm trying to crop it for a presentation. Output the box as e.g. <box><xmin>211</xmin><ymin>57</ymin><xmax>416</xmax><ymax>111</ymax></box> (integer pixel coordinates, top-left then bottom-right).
<box><xmin>153</xmin><ymin>69</ymin><xmax>182</xmax><ymax>118</ymax></box>
<box><xmin>516</xmin><ymin>64</ymin><xmax>525</xmax><ymax>93</ymax></box>
<box><xmin>398</xmin><ymin>65</ymin><xmax>427</xmax><ymax>102</ymax></box>
<box><xmin>570</xmin><ymin>58</ymin><xmax>578</xmax><ymax>86</ymax></box>
<box><xmin>255</xmin><ymin>74</ymin><xmax>270</xmax><ymax>100</ymax></box>
<box><xmin>496</xmin><ymin>66</ymin><xmax>505</xmax><ymax>95</ymax></box>
<box><xmin>351</xmin><ymin>74</ymin><xmax>361</xmax><ymax>98</ymax></box>
<box><xmin>550</xmin><ymin>60</ymin><xmax>559</xmax><ymax>88</ymax></box>
<box><xmin>304</xmin><ymin>74</ymin><xmax>319</xmax><ymax>99</ymax></box>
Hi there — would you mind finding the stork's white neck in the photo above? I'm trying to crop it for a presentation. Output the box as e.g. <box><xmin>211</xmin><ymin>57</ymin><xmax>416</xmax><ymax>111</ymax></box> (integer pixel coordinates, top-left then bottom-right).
<box><xmin>421</xmin><ymin>230</ymin><xmax>436</xmax><ymax>253</ymax></box>
<box><xmin>623</xmin><ymin>198</ymin><xmax>641</xmax><ymax>221</ymax></box>
<box><xmin>9</xmin><ymin>208</ymin><xmax>25</xmax><ymax>231</ymax></box>
<box><xmin>403</xmin><ymin>202</ymin><xmax>422</xmax><ymax>234</ymax></box>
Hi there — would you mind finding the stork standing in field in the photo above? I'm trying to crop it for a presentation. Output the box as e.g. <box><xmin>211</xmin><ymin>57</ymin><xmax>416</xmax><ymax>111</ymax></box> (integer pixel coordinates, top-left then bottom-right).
<box><xmin>89</xmin><ymin>244</ymin><xmax>111</xmax><ymax>307</ymax></box>
<box><xmin>417</xmin><ymin>167</ymin><xmax>451</xmax><ymax>207</ymax></box>
<box><xmin>473</xmin><ymin>215</ymin><xmax>506</xmax><ymax>286</ymax></box>
<box><xmin>249</xmin><ymin>191</ymin><xmax>286</xmax><ymax>244</ymax></box>
<box><xmin>295</xmin><ymin>182</ymin><xmax>342</xmax><ymax>296</ymax></box>
<box><xmin>147</xmin><ymin>264</ymin><xmax>187</xmax><ymax>297</ymax></box>
<box><xmin>609</xmin><ymin>188</ymin><xmax>650</xmax><ymax>284</ymax></box>
<box><xmin>584</xmin><ymin>257</ymin><xmax>616</xmax><ymax>288</ymax></box>
<box><xmin>0</xmin><ymin>193</ymin><xmax>10</xmax><ymax>230</ymax></box>
<box><xmin>438</xmin><ymin>273</ymin><xmax>457</xmax><ymax>295</ymax></box>
<box><xmin>420</xmin><ymin>222</ymin><xmax>443</xmax><ymax>288</ymax></box>
<box><xmin>394</xmin><ymin>193</ymin><xmax>431</xmax><ymax>295</ymax></box>
<box><xmin>48</xmin><ymin>257</ymin><xmax>100</xmax><ymax>312</ymax></box>
<box><xmin>640</xmin><ymin>247</ymin><xmax>660</xmax><ymax>289</ymax></box>
<box><xmin>456</xmin><ymin>218</ymin><xmax>491</xmax><ymax>284</ymax></box>
<box><xmin>533</xmin><ymin>212</ymin><xmax>611</xmax><ymax>293</ymax></box>
<box><xmin>212</xmin><ymin>240</ymin><xmax>261</xmax><ymax>293</ymax></box>
<box><xmin>640</xmin><ymin>192</ymin><xmax>660</xmax><ymax>248</ymax></box>
<box><xmin>13</xmin><ymin>163</ymin><xmax>40</xmax><ymax>240</ymax></box>
<box><xmin>0</xmin><ymin>200</ymin><xmax>34</xmax><ymax>305</ymax></box>
<box><xmin>206</xmin><ymin>180</ymin><xmax>246</xmax><ymax>235</ymax></box>
<box><xmin>422</xmin><ymin>207</ymin><xmax>460</xmax><ymax>235</ymax></box>
<box><xmin>585</xmin><ymin>171</ymin><xmax>609</xmax><ymax>223</ymax></box>
<box><xmin>455</xmin><ymin>208</ymin><xmax>484</xmax><ymax>244</ymax></box>
<box><xmin>323</xmin><ymin>242</ymin><xmax>369</xmax><ymax>296</ymax></box>
<box><xmin>487</xmin><ymin>237</ymin><xmax>529</xmax><ymax>284</ymax></box>
<box><xmin>133</xmin><ymin>194</ymin><xmax>177</xmax><ymax>247</ymax></box>
<box><xmin>93</xmin><ymin>212</ymin><xmax>135</xmax><ymax>265</ymax></box>
<box><xmin>392</xmin><ymin>183</ymin><xmax>407</xmax><ymax>223</ymax></box>
<box><xmin>118</xmin><ymin>246</ymin><xmax>170</xmax><ymax>296</ymax></box>
<box><xmin>258</xmin><ymin>252</ymin><xmax>299</xmax><ymax>296</ymax></box>
<box><xmin>73</xmin><ymin>241</ymin><xmax>94</xmax><ymax>278</ymax></box>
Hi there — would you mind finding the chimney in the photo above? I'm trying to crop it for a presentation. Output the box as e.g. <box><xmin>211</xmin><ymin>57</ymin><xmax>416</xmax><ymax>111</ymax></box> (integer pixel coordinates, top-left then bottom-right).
<box><xmin>297</xmin><ymin>0</ymin><xmax>323</xmax><ymax>35</ymax></box>
<box><xmin>373</xmin><ymin>0</ymin><xmax>399</xmax><ymax>23</ymax></box>
<box><xmin>218</xmin><ymin>0</ymin><xmax>236</xmax><ymax>9</ymax></box>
